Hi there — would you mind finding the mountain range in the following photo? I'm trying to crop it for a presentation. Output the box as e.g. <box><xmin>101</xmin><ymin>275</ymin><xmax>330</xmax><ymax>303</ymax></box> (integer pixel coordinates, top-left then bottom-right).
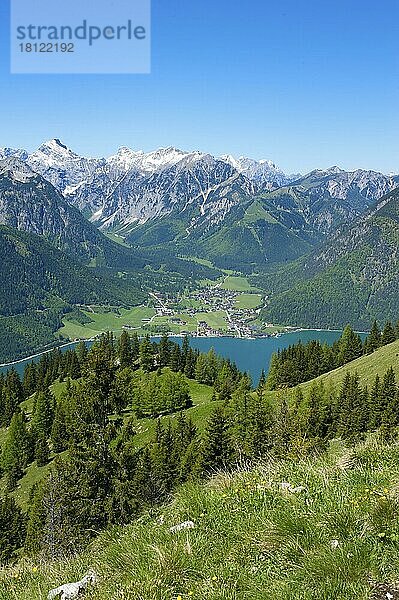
<box><xmin>2</xmin><ymin>139</ymin><xmax>397</xmax><ymax>271</ymax></box>
<box><xmin>261</xmin><ymin>186</ymin><xmax>399</xmax><ymax>329</ymax></box>
<box><xmin>0</xmin><ymin>138</ymin><xmax>398</xmax><ymax>352</ymax></box>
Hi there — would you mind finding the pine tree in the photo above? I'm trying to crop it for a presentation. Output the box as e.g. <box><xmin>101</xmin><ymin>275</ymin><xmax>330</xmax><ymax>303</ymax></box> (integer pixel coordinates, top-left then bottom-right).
<box><xmin>180</xmin><ymin>335</ymin><xmax>190</xmax><ymax>372</ymax></box>
<box><xmin>381</xmin><ymin>321</ymin><xmax>396</xmax><ymax>346</ymax></box>
<box><xmin>1</xmin><ymin>369</ymin><xmax>24</xmax><ymax>426</ymax></box>
<box><xmin>201</xmin><ymin>406</ymin><xmax>233</xmax><ymax>473</ymax></box>
<box><xmin>158</xmin><ymin>334</ymin><xmax>171</xmax><ymax>368</ymax></box>
<box><xmin>380</xmin><ymin>367</ymin><xmax>398</xmax><ymax>427</ymax></box>
<box><xmin>1</xmin><ymin>411</ymin><xmax>32</xmax><ymax>488</ymax></box>
<box><xmin>118</xmin><ymin>331</ymin><xmax>133</xmax><ymax>368</ymax></box>
<box><xmin>139</xmin><ymin>335</ymin><xmax>155</xmax><ymax>372</ymax></box>
<box><xmin>51</xmin><ymin>398</ymin><xmax>69</xmax><ymax>453</ymax></box>
<box><xmin>169</xmin><ymin>344</ymin><xmax>182</xmax><ymax>372</ymax></box>
<box><xmin>35</xmin><ymin>436</ymin><xmax>50</xmax><ymax>466</ymax></box>
<box><xmin>0</xmin><ymin>496</ymin><xmax>26</xmax><ymax>563</ymax></box>
<box><xmin>337</xmin><ymin>326</ymin><xmax>363</xmax><ymax>366</ymax></box>
<box><xmin>75</xmin><ymin>340</ymin><xmax>88</xmax><ymax>365</ymax></box>
<box><xmin>364</xmin><ymin>320</ymin><xmax>381</xmax><ymax>354</ymax></box>
<box><xmin>184</xmin><ymin>348</ymin><xmax>197</xmax><ymax>379</ymax></box>
<box><xmin>31</xmin><ymin>389</ymin><xmax>54</xmax><ymax>441</ymax></box>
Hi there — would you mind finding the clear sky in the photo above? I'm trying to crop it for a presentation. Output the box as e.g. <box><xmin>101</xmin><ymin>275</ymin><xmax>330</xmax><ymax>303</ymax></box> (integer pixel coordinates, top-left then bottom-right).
<box><xmin>0</xmin><ymin>0</ymin><xmax>398</xmax><ymax>174</ymax></box>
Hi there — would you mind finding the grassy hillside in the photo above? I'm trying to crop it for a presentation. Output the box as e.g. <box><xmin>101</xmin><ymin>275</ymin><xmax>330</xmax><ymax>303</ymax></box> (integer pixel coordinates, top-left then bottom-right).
<box><xmin>298</xmin><ymin>339</ymin><xmax>399</xmax><ymax>394</ymax></box>
<box><xmin>0</xmin><ymin>371</ymin><xmax>216</xmax><ymax>510</ymax></box>
<box><xmin>3</xmin><ymin>435</ymin><xmax>399</xmax><ymax>599</ymax></box>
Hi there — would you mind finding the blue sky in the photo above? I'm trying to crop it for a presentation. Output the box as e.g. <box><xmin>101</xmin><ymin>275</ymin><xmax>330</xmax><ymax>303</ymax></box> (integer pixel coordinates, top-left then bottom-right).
<box><xmin>0</xmin><ymin>0</ymin><xmax>398</xmax><ymax>174</ymax></box>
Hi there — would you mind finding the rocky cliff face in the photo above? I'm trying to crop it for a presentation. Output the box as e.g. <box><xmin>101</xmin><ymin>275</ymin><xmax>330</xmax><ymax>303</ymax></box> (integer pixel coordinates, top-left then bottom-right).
<box><xmin>0</xmin><ymin>157</ymin><xmax>115</xmax><ymax>263</ymax></box>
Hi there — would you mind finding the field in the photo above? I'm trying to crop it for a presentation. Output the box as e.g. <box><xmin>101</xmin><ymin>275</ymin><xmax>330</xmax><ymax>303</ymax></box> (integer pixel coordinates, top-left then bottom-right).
<box><xmin>234</xmin><ymin>294</ymin><xmax>262</xmax><ymax>309</ymax></box>
<box><xmin>221</xmin><ymin>276</ymin><xmax>259</xmax><ymax>292</ymax></box>
<box><xmin>3</xmin><ymin>435</ymin><xmax>399</xmax><ymax>599</ymax></box>
<box><xmin>58</xmin><ymin>306</ymin><xmax>156</xmax><ymax>340</ymax></box>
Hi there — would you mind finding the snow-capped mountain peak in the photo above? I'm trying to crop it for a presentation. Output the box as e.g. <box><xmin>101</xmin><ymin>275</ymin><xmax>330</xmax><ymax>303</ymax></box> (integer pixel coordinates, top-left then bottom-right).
<box><xmin>221</xmin><ymin>154</ymin><xmax>289</xmax><ymax>189</ymax></box>
<box><xmin>0</xmin><ymin>157</ymin><xmax>36</xmax><ymax>183</ymax></box>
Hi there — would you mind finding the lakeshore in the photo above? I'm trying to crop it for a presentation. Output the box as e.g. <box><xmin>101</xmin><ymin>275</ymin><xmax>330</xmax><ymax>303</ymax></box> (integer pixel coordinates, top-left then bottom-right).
<box><xmin>0</xmin><ymin>329</ymin><xmax>365</xmax><ymax>384</ymax></box>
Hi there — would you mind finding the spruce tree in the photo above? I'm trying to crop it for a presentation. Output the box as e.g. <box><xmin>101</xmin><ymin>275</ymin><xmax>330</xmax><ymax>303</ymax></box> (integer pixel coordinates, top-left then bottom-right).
<box><xmin>51</xmin><ymin>398</ymin><xmax>69</xmax><ymax>453</ymax></box>
<box><xmin>0</xmin><ymin>496</ymin><xmax>26</xmax><ymax>563</ymax></box>
<box><xmin>118</xmin><ymin>331</ymin><xmax>133</xmax><ymax>368</ymax></box>
<box><xmin>139</xmin><ymin>335</ymin><xmax>155</xmax><ymax>372</ymax></box>
<box><xmin>1</xmin><ymin>411</ymin><xmax>32</xmax><ymax>487</ymax></box>
<box><xmin>31</xmin><ymin>389</ymin><xmax>55</xmax><ymax>441</ymax></box>
<box><xmin>201</xmin><ymin>406</ymin><xmax>233</xmax><ymax>473</ymax></box>
<box><xmin>381</xmin><ymin>321</ymin><xmax>396</xmax><ymax>346</ymax></box>
<box><xmin>364</xmin><ymin>320</ymin><xmax>381</xmax><ymax>354</ymax></box>
<box><xmin>337</xmin><ymin>326</ymin><xmax>363</xmax><ymax>366</ymax></box>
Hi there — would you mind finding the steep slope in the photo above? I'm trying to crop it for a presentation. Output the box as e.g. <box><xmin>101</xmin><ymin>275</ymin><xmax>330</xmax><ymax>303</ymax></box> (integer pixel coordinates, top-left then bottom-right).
<box><xmin>258</xmin><ymin>167</ymin><xmax>398</xmax><ymax>237</ymax></box>
<box><xmin>26</xmin><ymin>139</ymin><xmax>101</xmax><ymax>192</ymax></box>
<box><xmin>2</xmin><ymin>140</ymin><xmax>397</xmax><ymax>273</ymax></box>
<box><xmin>0</xmin><ymin>225</ymin><xmax>145</xmax><ymax>362</ymax></box>
<box><xmin>0</xmin><ymin>157</ymin><xmax>145</xmax><ymax>269</ymax></box>
<box><xmin>221</xmin><ymin>154</ymin><xmax>291</xmax><ymax>190</ymax></box>
<box><xmin>4</xmin><ymin>436</ymin><xmax>399</xmax><ymax>600</ymax></box>
<box><xmin>262</xmin><ymin>187</ymin><xmax>399</xmax><ymax>329</ymax></box>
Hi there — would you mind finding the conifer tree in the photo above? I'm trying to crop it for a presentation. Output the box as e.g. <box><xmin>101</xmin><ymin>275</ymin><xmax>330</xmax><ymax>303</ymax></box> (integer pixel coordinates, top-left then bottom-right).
<box><xmin>139</xmin><ymin>335</ymin><xmax>155</xmax><ymax>372</ymax></box>
<box><xmin>1</xmin><ymin>411</ymin><xmax>32</xmax><ymax>487</ymax></box>
<box><xmin>169</xmin><ymin>344</ymin><xmax>182</xmax><ymax>372</ymax></box>
<box><xmin>184</xmin><ymin>348</ymin><xmax>197</xmax><ymax>379</ymax></box>
<box><xmin>31</xmin><ymin>389</ymin><xmax>54</xmax><ymax>441</ymax></box>
<box><xmin>337</xmin><ymin>326</ymin><xmax>363</xmax><ymax>366</ymax></box>
<box><xmin>0</xmin><ymin>496</ymin><xmax>26</xmax><ymax>563</ymax></box>
<box><xmin>51</xmin><ymin>398</ymin><xmax>69</xmax><ymax>453</ymax></box>
<box><xmin>201</xmin><ymin>406</ymin><xmax>234</xmax><ymax>473</ymax></box>
<box><xmin>181</xmin><ymin>335</ymin><xmax>190</xmax><ymax>370</ymax></box>
<box><xmin>35</xmin><ymin>435</ymin><xmax>50</xmax><ymax>466</ymax></box>
<box><xmin>75</xmin><ymin>340</ymin><xmax>88</xmax><ymax>365</ymax></box>
<box><xmin>1</xmin><ymin>369</ymin><xmax>24</xmax><ymax>426</ymax></box>
<box><xmin>158</xmin><ymin>334</ymin><xmax>171</xmax><ymax>368</ymax></box>
<box><xmin>381</xmin><ymin>321</ymin><xmax>396</xmax><ymax>346</ymax></box>
<box><xmin>118</xmin><ymin>331</ymin><xmax>133</xmax><ymax>368</ymax></box>
<box><xmin>364</xmin><ymin>320</ymin><xmax>381</xmax><ymax>354</ymax></box>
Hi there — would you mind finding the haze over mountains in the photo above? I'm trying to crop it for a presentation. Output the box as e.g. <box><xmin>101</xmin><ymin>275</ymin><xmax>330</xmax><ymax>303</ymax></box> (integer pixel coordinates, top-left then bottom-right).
<box><xmin>0</xmin><ymin>137</ymin><xmax>398</xmax><ymax>350</ymax></box>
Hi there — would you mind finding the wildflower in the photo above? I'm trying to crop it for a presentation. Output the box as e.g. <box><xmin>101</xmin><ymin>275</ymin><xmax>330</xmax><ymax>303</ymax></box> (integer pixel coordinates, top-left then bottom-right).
<box><xmin>212</xmin><ymin>576</ymin><xmax>217</xmax><ymax>581</ymax></box>
<box><xmin>177</xmin><ymin>595</ymin><xmax>183</xmax><ymax>600</ymax></box>
<box><xmin>32</xmin><ymin>566</ymin><xmax>38</xmax><ymax>573</ymax></box>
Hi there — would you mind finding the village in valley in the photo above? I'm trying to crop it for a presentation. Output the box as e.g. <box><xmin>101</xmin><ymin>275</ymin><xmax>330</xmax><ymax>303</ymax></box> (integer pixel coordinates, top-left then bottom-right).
<box><xmin>138</xmin><ymin>276</ymin><xmax>286</xmax><ymax>339</ymax></box>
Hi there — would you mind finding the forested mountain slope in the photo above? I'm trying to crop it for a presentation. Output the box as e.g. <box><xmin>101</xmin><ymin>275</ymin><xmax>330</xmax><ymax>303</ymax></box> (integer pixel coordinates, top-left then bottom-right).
<box><xmin>262</xmin><ymin>187</ymin><xmax>399</xmax><ymax>329</ymax></box>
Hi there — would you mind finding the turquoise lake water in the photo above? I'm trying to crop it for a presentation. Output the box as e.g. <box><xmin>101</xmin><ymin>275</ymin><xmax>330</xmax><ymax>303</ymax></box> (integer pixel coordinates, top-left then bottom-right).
<box><xmin>0</xmin><ymin>330</ymin><xmax>360</xmax><ymax>384</ymax></box>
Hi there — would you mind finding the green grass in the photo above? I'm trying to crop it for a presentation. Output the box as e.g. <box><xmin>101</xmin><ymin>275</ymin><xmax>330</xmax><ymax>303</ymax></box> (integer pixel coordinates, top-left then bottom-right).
<box><xmin>132</xmin><ymin>375</ymin><xmax>215</xmax><ymax>447</ymax></box>
<box><xmin>4</xmin><ymin>435</ymin><xmax>399</xmax><ymax>599</ymax></box>
<box><xmin>243</xmin><ymin>200</ymin><xmax>279</xmax><ymax>224</ymax></box>
<box><xmin>234</xmin><ymin>294</ymin><xmax>263</xmax><ymax>309</ymax></box>
<box><xmin>58</xmin><ymin>307</ymin><xmax>156</xmax><ymax>340</ymax></box>
<box><xmin>104</xmin><ymin>233</ymin><xmax>131</xmax><ymax>247</ymax></box>
<box><xmin>221</xmin><ymin>276</ymin><xmax>259</xmax><ymax>292</ymax></box>
<box><xmin>298</xmin><ymin>339</ymin><xmax>399</xmax><ymax>395</ymax></box>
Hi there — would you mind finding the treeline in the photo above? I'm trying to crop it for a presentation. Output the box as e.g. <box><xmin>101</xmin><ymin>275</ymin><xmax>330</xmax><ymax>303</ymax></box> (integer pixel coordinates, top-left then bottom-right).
<box><xmin>267</xmin><ymin>321</ymin><xmax>399</xmax><ymax>389</ymax></box>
